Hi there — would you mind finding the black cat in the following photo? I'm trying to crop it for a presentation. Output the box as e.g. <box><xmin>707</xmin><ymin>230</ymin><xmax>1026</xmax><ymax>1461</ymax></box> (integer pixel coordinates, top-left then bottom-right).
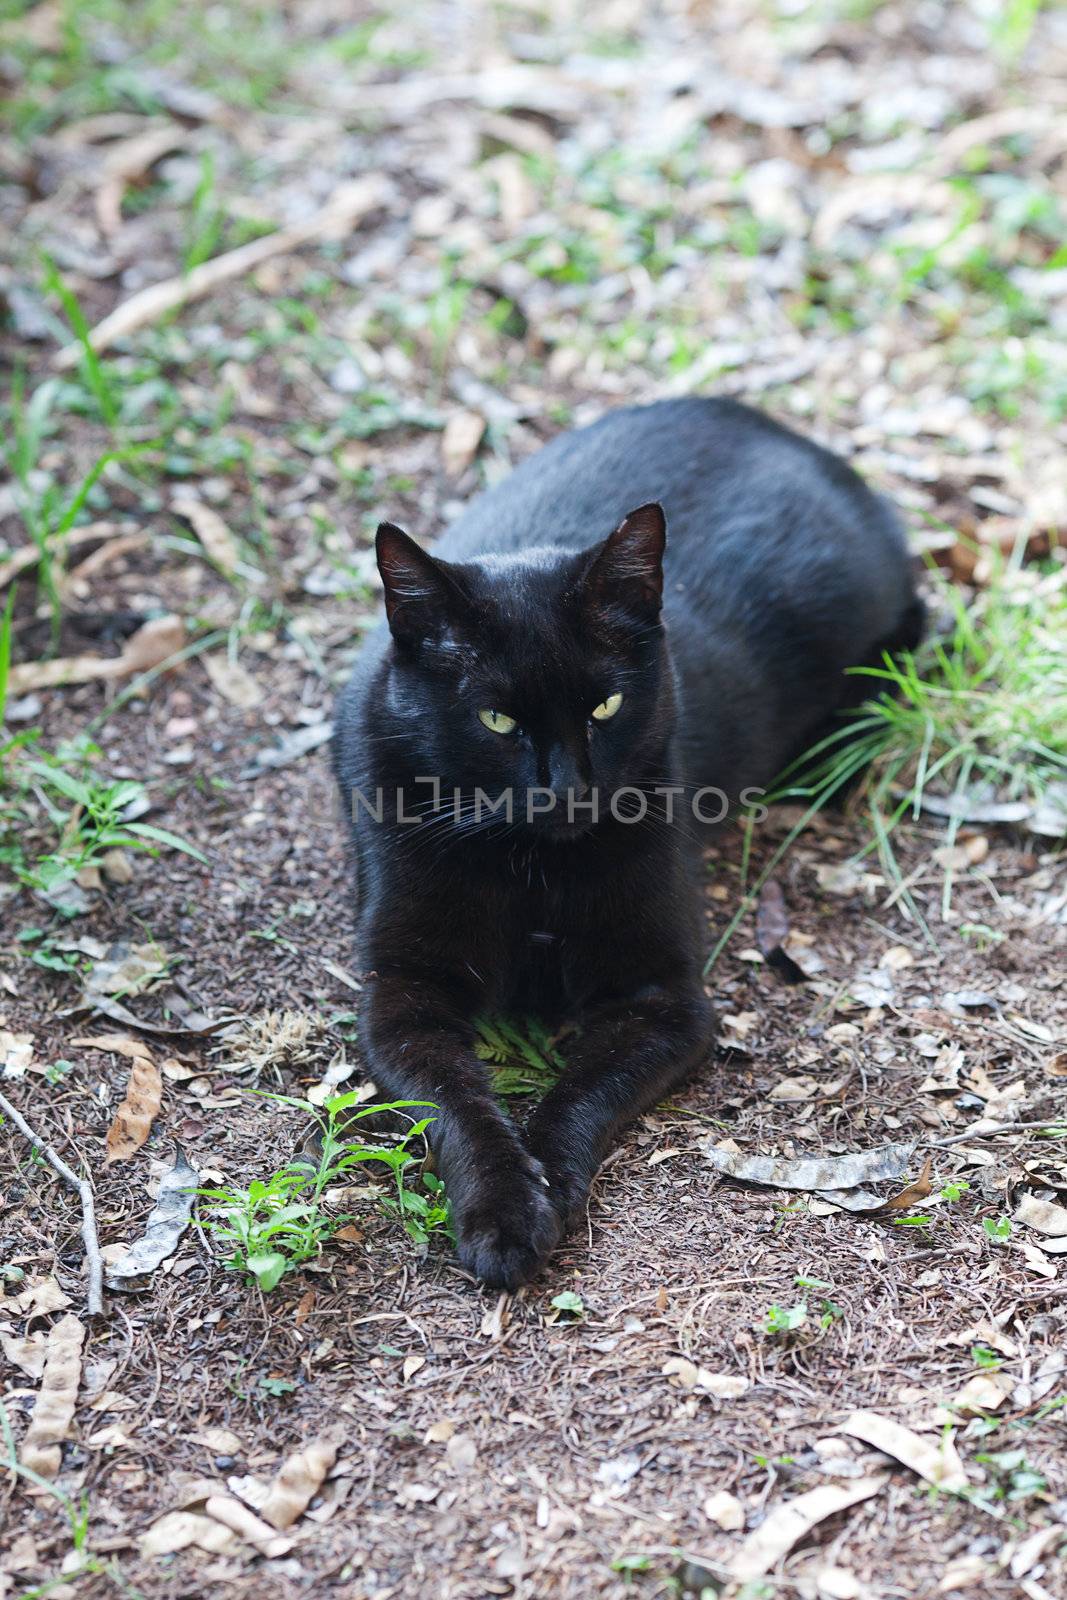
<box><xmin>333</xmin><ymin>397</ymin><xmax>922</xmax><ymax>1289</ymax></box>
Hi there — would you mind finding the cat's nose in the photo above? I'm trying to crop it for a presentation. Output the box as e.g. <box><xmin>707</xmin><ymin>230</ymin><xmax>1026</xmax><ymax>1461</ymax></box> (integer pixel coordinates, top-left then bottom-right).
<box><xmin>545</xmin><ymin>746</ymin><xmax>590</xmax><ymax>803</ymax></box>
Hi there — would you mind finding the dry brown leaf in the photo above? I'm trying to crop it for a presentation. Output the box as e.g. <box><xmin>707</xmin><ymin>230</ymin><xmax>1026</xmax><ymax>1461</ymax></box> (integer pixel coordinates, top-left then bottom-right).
<box><xmin>104</xmin><ymin>1044</ymin><xmax>162</xmax><ymax>1164</ymax></box>
<box><xmin>0</xmin><ymin>1330</ymin><xmax>47</xmax><ymax>1380</ymax></box>
<box><xmin>202</xmin><ymin>651</ymin><xmax>263</xmax><ymax>708</ymax></box>
<box><xmin>172</xmin><ymin>495</ymin><xmax>241</xmax><ymax>574</ymax></box>
<box><xmin>204</xmin><ymin>1494</ymin><xmax>293</xmax><ymax>1558</ymax></box>
<box><xmin>661</xmin><ymin>1358</ymin><xmax>749</xmax><ymax>1398</ymax></box>
<box><xmin>952</xmin><ymin>1373</ymin><xmax>1013</xmax><ymax>1414</ymax></box>
<box><xmin>54</xmin><ymin>175</ymin><xmax>390</xmax><ymax>368</ymax></box>
<box><xmin>96</xmin><ymin>124</ymin><xmax>189</xmax><ymax>237</ymax></box>
<box><xmin>768</xmin><ymin>1075</ymin><xmax>820</xmax><ymax>1103</ymax></box>
<box><xmin>1018</xmin><ymin>1240</ymin><xmax>1058</xmax><ymax>1277</ymax></box>
<box><xmin>194</xmin><ymin>1426</ymin><xmax>245</xmax><ymax>1455</ymax></box>
<box><xmin>20</xmin><ymin>1312</ymin><xmax>85</xmax><ymax>1478</ymax></box>
<box><xmin>731</xmin><ymin>1477</ymin><xmax>886</xmax><ymax>1582</ymax></box>
<box><xmin>704</xmin><ymin>1489</ymin><xmax>745</xmax><ymax>1531</ymax></box>
<box><xmin>74</xmin><ymin>1032</ymin><xmax>155</xmax><ymax>1060</ymax></box>
<box><xmin>842</xmin><ymin>1409</ymin><xmax>968</xmax><ymax>1492</ymax></box>
<box><xmin>1</xmin><ymin>1028</ymin><xmax>34</xmax><ymax>1078</ymax></box>
<box><xmin>3</xmin><ymin>1276</ymin><xmax>71</xmax><ymax>1317</ymax></box>
<box><xmin>259</xmin><ymin>1436</ymin><xmax>338</xmax><ymax>1530</ymax></box>
<box><xmin>1009</xmin><ymin>1524</ymin><xmax>1066</xmax><ymax>1579</ymax></box>
<box><xmin>441</xmin><ymin>410</ymin><xmax>486</xmax><ymax>475</ymax></box>
<box><xmin>877</xmin><ymin>1155</ymin><xmax>934</xmax><ymax>1213</ymax></box>
<box><xmin>138</xmin><ymin>1510</ymin><xmax>237</xmax><ymax>1558</ymax></box>
<box><xmin>7</xmin><ymin>614</ymin><xmax>185</xmax><ymax>693</ymax></box>
<box><xmin>1015</xmin><ymin>1194</ymin><xmax>1067</xmax><ymax>1237</ymax></box>
<box><xmin>0</xmin><ymin>522</ymin><xmax>122</xmax><ymax>593</ymax></box>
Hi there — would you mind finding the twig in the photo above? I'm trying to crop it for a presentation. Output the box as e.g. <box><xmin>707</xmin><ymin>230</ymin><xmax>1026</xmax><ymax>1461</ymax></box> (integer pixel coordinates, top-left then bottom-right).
<box><xmin>0</xmin><ymin>1090</ymin><xmax>103</xmax><ymax>1315</ymax></box>
<box><xmin>52</xmin><ymin>175</ymin><xmax>389</xmax><ymax>369</ymax></box>
<box><xmin>931</xmin><ymin>1120</ymin><xmax>1067</xmax><ymax>1148</ymax></box>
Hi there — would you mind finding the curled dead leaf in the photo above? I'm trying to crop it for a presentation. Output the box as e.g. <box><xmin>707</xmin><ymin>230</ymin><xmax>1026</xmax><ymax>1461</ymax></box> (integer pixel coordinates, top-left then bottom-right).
<box><xmin>138</xmin><ymin>1510</ymin><xmax>237</xmax><ymax>1558</ymax></box>
<box><xmin>204</xmin><ymin>1494</ymin><xmax>293</xmax><ymax>1558</ymax></box>
<box><xmin>731</xmin><ymin>1477</ymin><xmax>886</xmax><ymax>1582</ymax></box>
<box><xmin>703</xmin><ymin>1139</ymin><xmax>916</xmax><ymax>1198</ymax></box>
<box><xmin>842</xmin><ymin>1409</ymin><xmax>968</xmax><ymax>1492</ymax></box>
<box><xmin>441</xmin><ymin>410</ymin><xmax>486</xmax><ymax>476</ymax></box>
<box><xmin>8</xmin><ymin>614</ymin><xmax>186</xmax><ymax>694</ymax></box>
<box><xmin>172</xmin><ymin>495</ymin><xmax>241</xmax><ymax>574</ymax></box>
<box><xmin>104</xmin><ymin>1043</ymin><xmax>162</xmax><ymax>1164</ymax></box>
<box><xmin>202</xmin><ymin>651</ymin><xmax>263</xmax><ymax>708</ymax></box>
<box><xmin>20</xmin><ymin>1312</ymin><xmax>85</xmax><ymax>1478</ymax></box>
<box><xmin>96</xmin><ymin>124</ymin><xmax>189</xmax><ymax>237</ymax></box>
<box><xmin>662</xmin><ymin>1358</ymin><xmax>749</xmax><ymax>1398</ymax></box>
<box><xmin>259</xmin><ymin>1436</ymin><xmax>338</xmax><ymax>1530</ymax></box>
<box><xmin>106</xmin><ymin>1150</ymin><xmax>198</xmax><ymax>1282</ymax></box>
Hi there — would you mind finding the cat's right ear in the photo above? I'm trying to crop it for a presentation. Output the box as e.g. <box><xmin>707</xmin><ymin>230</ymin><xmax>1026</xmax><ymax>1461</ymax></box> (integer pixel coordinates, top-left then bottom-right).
<box><xmin>376</xmin><ymin>522</ymin><xmax>466</xmax><ymax>647</ymax></box>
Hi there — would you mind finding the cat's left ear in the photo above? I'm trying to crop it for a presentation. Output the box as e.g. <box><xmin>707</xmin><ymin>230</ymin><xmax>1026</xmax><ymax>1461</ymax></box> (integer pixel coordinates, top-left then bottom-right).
<box><xmin>376</xmin><ymin>522</ymin><xmax>468</xmax><ymax>648</ymax></box>
<box><xmin>581</xmin><ymin>502</ymin><xmax>666</xmax><ymax>627</ymax></box>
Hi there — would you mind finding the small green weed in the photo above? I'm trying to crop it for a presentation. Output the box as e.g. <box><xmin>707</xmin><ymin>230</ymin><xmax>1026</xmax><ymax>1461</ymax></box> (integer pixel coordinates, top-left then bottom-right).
<box><xmin>764</xmin><ymin>1275</ymin><xmax>844</xmax><ymax>1337</ymax></box>
<box><xmin>763</xmin><ymin>1301</ymin><xmax>808</xmax><ymax>1335</ymax></box>
<box><xmin>473</xmin><ymin>1014</ymin><xmax>568</xmax><ymax>1099</ymax></box>
<box><xmin>611</xmin><ymin>1552</ymin><xmax>652</xmax><ymax>1579</ymax></box>
<box><xmin>24</xmin><ymin>761</ymin><xmax>204</xmax><ymax>892</ymax></box>
<box><xmin>41</xmin><ymin>255</ymin><xmax>119</xmax><ymax>429</ymax></box>
<box><xmin>971</xmin><ymin>1448</ymin><xmax>1049</xmax><ymax>1508</ymax></box>
<box><xmin>259</xmin><ymin>1375</ymin><xmax>298</xmax><ymax>1398</ymax></box>
<box><xmin>2</xmin><ymin>375</ymin><xmax>147</xmax><ymax>645</ymax></box>
<box><xmin>197</xmin><ymin>1092</ymin><xmax>450</xmax><ymax>1290</ymax></box>
<box><xmin>0</xmin><ymin>733</ymin><xmax>205</xmax><ymax>901</ymax></box>
<box><xmin>550</xmin><ymin>1290</ymin><xmax>585</xmax><ymax>1319</ymax></box>
<box><xmin>183</xmin><ymin>150</ymin><xmax>225</xmax><ymax>272</ymax></box>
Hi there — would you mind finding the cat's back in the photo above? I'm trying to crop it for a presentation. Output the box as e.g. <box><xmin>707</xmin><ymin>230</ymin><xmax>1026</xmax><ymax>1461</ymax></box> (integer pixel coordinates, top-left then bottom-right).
<box><xmin>434</xmin><ymin>397</ymin><xmax>889</xmax><ymax>563</ymax></box>
<box><xmin>436</xmin><ymin>395</ymin><xmax>913</xmax><ymax>663</ymax></box>
<box><xmin>435</xmin><ymin>397</ymin><xmax>780</xmax><ymax>558</ymax></box>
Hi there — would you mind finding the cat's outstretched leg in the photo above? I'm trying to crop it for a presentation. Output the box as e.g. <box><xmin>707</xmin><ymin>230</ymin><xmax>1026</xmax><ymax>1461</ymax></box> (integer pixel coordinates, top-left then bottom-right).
<box><xmin>359</xmin><ymin>971</ymin><xmax>562</xmax><ymax>1290</ymax></box>
<box><xmin>522</xmin><ymin>982</ymin><xmax>713</xmax><ymax>1230</ymax></box>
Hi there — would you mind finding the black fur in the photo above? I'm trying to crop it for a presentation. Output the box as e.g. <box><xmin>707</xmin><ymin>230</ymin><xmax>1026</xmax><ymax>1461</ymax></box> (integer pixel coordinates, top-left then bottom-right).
<box><xmin>333</xmin><ymin>397</ymin><xmax>922</xmax><ymax>1289</ymax></box>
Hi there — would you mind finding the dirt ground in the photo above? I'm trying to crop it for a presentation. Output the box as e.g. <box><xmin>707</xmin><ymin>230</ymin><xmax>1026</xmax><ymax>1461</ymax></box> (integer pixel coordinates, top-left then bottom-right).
<box><xmin>2</xmin><ymin>2</ymin><xmax>1066</xmax><ymax>1597</ymax></box>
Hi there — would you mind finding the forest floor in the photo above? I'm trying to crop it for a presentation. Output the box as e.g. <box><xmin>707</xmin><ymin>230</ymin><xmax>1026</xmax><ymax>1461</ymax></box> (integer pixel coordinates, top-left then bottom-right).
<box><xmin>1</xmin><ymin>2</ymin><xmax>1066</xmax><ymax>1598</ymax></box>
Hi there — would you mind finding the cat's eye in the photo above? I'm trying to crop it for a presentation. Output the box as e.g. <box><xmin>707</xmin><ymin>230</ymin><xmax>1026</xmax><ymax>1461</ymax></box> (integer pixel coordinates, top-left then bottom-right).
<box><xmin>478</xmin><ymin>708</ymin><xmax>517</xmax><ymax>735</ymax></box>
<box><xmin>591</xmin><ymin>692</ymin><xmax>623</xmax><ymax>722</ymax></box>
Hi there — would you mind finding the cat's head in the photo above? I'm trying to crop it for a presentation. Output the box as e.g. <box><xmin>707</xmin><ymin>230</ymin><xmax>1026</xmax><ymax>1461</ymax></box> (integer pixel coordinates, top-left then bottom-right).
<box><xmin>373</xmin><ymin>505</ymin><xmax>674</xmax><ymax>838</ymax></box>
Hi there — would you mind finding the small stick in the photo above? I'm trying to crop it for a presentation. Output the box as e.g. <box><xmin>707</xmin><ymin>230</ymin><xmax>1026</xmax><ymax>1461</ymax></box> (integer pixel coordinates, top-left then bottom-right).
<box><xmin>931</xmin><ymin>1119</ymin><xmax>1067</xmax><ymax>1148</ymax></box>
<box><xmin>0</xmin><ymin>1090</ymin><xmax>103</xmax><ymax>1315</ymax></box>
<box><xmin>52</xmin><ymin>175</ymin><xmax>388</xmax><ymax>369</ymax></box>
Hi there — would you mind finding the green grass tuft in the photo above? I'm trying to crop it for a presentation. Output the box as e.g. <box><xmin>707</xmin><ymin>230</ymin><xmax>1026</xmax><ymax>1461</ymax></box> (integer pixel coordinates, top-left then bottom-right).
<box><xmin>779</xmin><ymin>553</ymin><xmax>1066</xmax><ymax>924</ymax></box>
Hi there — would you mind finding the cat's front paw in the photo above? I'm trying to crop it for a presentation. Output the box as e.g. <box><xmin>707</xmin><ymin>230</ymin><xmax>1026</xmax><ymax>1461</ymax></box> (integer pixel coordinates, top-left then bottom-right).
<box><xmin>454</xmin><ymin>1161</ymin><xmax>563</xmax><ymax>1291</ymax></box>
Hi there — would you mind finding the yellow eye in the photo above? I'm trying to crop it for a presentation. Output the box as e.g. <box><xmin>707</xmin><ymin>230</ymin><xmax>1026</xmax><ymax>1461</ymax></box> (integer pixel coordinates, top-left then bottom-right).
<box><xmin>478</xmin><ymin>709</ymin><xmax>517</xmax><ymax>735</ymax></box>
<box><xmin>591</xmin><ymin>692</ymin><xmax>623</xmax><ymax>721</ymax></box>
